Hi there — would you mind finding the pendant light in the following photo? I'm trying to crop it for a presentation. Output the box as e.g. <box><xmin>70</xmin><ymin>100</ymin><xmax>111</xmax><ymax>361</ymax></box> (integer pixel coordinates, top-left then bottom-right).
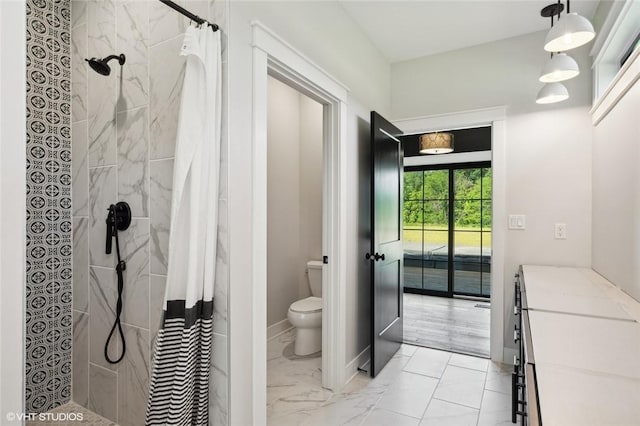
<box><xmin>419</xmin><ymin>132</ymin><xmax>454</xmax><ymax>154</ymax></box>
<box><xmin>539</xmin><ymin>2</ymin><xmax>579</xmax><ymax>83</ymax></box>
<box><xmin>535</xmin><ymin>82</ymin><xmax>569</xmax><ymax>104</ymax></box>
<box><xmin>539</xmin><ymin>53</ymin><xmax>579</xmax><ymax>82</ymax></box>
<box><xmin>544</xmin><ymin>0</ymin><xmax>595</xmax><ymax>52</ymax></box>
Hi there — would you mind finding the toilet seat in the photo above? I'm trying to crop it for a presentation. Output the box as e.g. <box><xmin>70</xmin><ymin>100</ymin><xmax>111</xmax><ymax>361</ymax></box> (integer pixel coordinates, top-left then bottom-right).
<box><xmin>289</xmin><ymin>296</ymin><xmax>322</xmax><ymax>313</ymax></box>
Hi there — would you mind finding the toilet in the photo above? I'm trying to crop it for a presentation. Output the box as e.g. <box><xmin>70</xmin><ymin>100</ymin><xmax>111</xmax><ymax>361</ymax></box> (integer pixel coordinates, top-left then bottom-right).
<box><xmin>287</xmin><ymin>260</ymin><xmax>323</xmax><ymax>356</ymax></box>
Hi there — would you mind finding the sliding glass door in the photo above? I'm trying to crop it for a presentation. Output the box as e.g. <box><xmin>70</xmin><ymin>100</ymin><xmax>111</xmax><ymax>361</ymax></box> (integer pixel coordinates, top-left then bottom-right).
<box><xmin>403</xmin><ymin>163</ymin><xmax>491</xmax><ymax>298</ymax></box>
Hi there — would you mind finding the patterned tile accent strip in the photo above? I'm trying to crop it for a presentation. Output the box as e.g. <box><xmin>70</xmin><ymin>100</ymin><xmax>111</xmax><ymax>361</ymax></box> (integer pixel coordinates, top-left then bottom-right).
<box><xmin>25</xmin><ymin>0</ymin><xmax>73</xmax><ymax>413</ymax></box>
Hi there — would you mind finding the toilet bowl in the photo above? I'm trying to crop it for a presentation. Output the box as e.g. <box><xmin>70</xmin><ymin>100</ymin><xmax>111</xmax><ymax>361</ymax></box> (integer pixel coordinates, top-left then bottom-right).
<box><xmin>287</xmin><ymin>297</ymin><xmax>322</xmax><ymax>355</ymax></box>
<box><xmin>287</xmin><ymin>260</ymin><xmax>323</xmax><ymax>356</ymax></box>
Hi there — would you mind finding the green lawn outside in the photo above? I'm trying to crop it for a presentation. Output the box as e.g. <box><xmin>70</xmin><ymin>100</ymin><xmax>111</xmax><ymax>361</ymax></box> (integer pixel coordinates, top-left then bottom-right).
<box><xmin>403</xmin><ymin>224</ymin><xmax>492</xmax><ymax>247</ymax></box>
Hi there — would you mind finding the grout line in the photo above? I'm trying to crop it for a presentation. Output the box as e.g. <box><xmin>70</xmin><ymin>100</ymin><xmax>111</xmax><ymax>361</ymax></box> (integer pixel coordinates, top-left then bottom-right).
<box><xmin>114</xmin><ymin>2</ymin><xmax>119</xmax><ymax>423</ymax></box>
<box><xmin>445</xmin><ymin>363</ymin><xmax>490</xmax><ymax>374</ymax></box>
<box><xmin>149</xmin><ymin>156</ymin><xmax>175</xmax><ymax>162</ymax></box>
<box><xmin>90</xmin><ymin>264</ymin><xmax>114</xmax><ymax>271</ymax></box>
<box><xmin>146</xmin><ymin>0</ymin><xmax>154</xmax><ymax>385</ymax></box>
<box><xmin>476</xmin><ymin>357</ymin><xmax>492</xmax><ymax>426</ymax></box>
<box><xmin>150</xmin><ymin>272</ymin><xmax>168</xmax><ymax>278</ymax></box>
<box><xmin>120</xmin><ymin>321</ymin><xmax>150</xmax><ymax>332</ymax></box>
<box><xmin>88</xmin><ymin>163</ymin><xmax>117</xmax><ymax>171</ymax></box>
<box><xmin>148</xmin><ymin>32</ymin><xmax>185</xmax><ymax>49</ymax></box>
<box><xmin>430</xmin><ymin>396</ymin><xmax>482</xmax><ymax>413</ymax></box>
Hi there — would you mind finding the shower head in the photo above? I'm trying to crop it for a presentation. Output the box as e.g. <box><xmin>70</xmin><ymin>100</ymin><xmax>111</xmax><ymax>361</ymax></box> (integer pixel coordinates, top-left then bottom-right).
<box><xmin>85</xmin><ymin>54</ymin><xmax>126</xmax><ymax>76</ymax></box>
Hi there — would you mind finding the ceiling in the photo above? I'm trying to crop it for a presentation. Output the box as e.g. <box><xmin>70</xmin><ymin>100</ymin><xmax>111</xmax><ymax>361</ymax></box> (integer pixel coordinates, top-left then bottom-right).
<box><xmin>339</xmin><ymin>1</ymin><xmax>601</xmax><ymax>63</ymax></box>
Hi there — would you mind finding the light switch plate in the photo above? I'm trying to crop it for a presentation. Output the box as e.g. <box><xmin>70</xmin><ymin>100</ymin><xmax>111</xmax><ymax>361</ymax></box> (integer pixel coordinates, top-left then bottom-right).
<box><xmin>555</xmin><ymin>223</ymin><xmax>567</xmax><ymax>239</ymax></box>
<box><xmin>509</xmin><ymin>215</ymin><xmax>526</xmax><ymax>230</ymax></box>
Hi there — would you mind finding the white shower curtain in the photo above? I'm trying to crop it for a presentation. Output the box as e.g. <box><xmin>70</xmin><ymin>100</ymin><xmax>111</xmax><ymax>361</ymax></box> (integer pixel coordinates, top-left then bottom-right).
<box><xmin>146</xmin><ymin>24</ymin><xmax>221</xmax><ymax>426</ymax></box>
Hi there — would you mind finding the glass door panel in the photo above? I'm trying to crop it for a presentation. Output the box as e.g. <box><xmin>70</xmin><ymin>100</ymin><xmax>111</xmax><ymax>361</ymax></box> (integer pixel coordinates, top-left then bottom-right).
<box><xmin>422</xmin><ymin>230</ymin><xmax>449</xmax><ymax>292</ymax></box>
<box><xmin>402</xmin><ymin>164</ymin><xmax>491</xmax><ymax>298</ymax></box>
<box><xmin>453</xmin><ymin>167</ymin><xmax>491</xmax><ymax>297</ymax></box>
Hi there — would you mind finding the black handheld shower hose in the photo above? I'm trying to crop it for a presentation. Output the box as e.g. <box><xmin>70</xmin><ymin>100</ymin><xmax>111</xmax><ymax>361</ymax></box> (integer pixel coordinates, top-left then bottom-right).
<box><xmin>104</xmin><ymin>202</ymin><xmax>131</xmax><ymax>364</ymax></box>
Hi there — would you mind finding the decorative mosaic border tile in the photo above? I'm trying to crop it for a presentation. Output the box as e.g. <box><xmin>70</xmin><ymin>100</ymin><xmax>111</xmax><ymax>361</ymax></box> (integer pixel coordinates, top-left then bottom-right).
<box><xmin>25</xmin><ymin>0</ymin><xmax>73</xmax><ymax>413</ymax></box>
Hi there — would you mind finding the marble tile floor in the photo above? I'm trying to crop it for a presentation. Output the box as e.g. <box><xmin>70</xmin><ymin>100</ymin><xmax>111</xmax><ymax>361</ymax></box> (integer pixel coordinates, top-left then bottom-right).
<box><xmin>26</xmin><ymin>402</ymin><xmax>117</xmax><ymax>426</ymax></box>
<box><xmin>268</xmin><ymin>330</ymin><xmax>513</xmax><ymax>426</ymax></box>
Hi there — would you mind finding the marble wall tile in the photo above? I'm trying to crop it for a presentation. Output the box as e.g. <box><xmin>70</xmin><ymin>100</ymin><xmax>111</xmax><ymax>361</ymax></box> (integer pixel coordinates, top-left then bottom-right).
<box><xmin>71</xmin><ymin>2</ymin><xmax>230</xmax><ymax>424</ymax></box>
<box><xmin>87</xmin><ymin>0</ymin><xmax>116</xmax><ymax>57</ymax></box>
<box><xmin>72</xmin><ymin>310</ymin><xmax>89</xmax><ymax>407</ymax></box>
<box><xmin>117</xmin><ymin>107</ymin><xmax>149</xmax><ymax>217</ymax></box>
<box><xmin>184</xmin><ymin>0</ymin><xmax>209</xmax><ymax>21</ymax></box>
<box><xmin>149</xmin><ymin>159</ymin><xmax>173</xmax><ymax>275</ymax></box>
<box><xmin>87</xmin><ymin>0</ymin><xmax>117</xmax><ymax>167</ymax></box>
<box><xmin>149</xmin><ymin>0</ymin><xmax>186</xmax><ymax>46</ymax></box>
<box><xmin>71</xmin><ymin>0</ymin><xmax>87</xmax><ymax>28</ymax></box>
<box><xmin>118</xmin><ymin>325</ymin><xmax>150</xmax><ymax>426</ymax></box>
<box><xmin>116</xmin><ymin>0</ymin><xmax>149</xmax><ymax>111</ymax></box>
<box><xmin>89</xmin><ymin>166</ymin><xmax>117</xmax><ymax>267</ymax></box>
<box><xmin>210</xmin><ymin>332</ymin><xmax>228</xmax><ymax>426</ymax></box>
<box><xmin>88</xmin><ymin>363</ymin><xmax>118</xmax><ymax>422</ymax></box>
<box><xmin>120</xmin><ymin>218</ymin><xmax>150</xmax><ymax>329</ymax></box>
<box><xmin>89</xmin><ymin>266</ymin><xmax>118</xmax><ymax>371</ymax></box>
<box><xmin>149</xmin><ymin>274</ymin><xmax>167</xmax><ymax>349</ymax></box>
<box><xmin>209</xmin><ymin>0</ymin><xmax>228</xmax><ymax>31</ymax></box>
<box><xmin>149</xmin><ymin>37</ymin><xmax>185</xmax><ymax>160</ymax></box>
<box><xmin>71</xmin><ymin>24</ymin><xmax>88</xmax><ymax>123</ymax></box>
<box><xmin>73</xmin><ymin>217</ymin><xmax>89</xmax><ymax>312</ymax></box>
<box><xmin>214</xmin><ymin>199</ymin><xmax>228</xmax><ymax>335</ymax></box>
<box><xmin>72</xmin><ymin>121</ymin><xmax>89</xmax><ymax>216</ymax></box>
<box><xmin>88</xmin><ymin>74</ymin><xmax>117</xmax><ymax>167</ymax></box>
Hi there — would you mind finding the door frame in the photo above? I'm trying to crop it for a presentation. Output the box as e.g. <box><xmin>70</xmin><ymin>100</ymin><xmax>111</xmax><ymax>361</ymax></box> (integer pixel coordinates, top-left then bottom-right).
<box><xmin>393</xmin><ymin>106</ymin><xmax>507</xmax><ymax>363</ymax></box>
<box><xmin>250</xmin><ymin>21</ymin><xmax>349</xmax><ymax>412</ymax></box>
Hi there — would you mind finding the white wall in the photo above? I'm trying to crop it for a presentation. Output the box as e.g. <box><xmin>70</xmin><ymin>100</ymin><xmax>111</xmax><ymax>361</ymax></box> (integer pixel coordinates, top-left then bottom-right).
<box><xmin>299</xmin><ymin>92</ymin><xmax>325</xmax><ymax>287</ymax></box>
<box><xmin>266</xmin><ymin>77</ymin><xmax>323</xmax><ymax>327</ymax></box>
<box><xmin>592</xmin><ymin>77</ymin><xmax>640</xmax><ymax>301</ymax></box>
<box><xmin>345</xmin><ymin>96</ymin><xmax>373</xmax><ymax>365</ymax></box>
<box><xmin>228</xmin><ymin>4</ymin><xmax>389</xmax><ymax>422</ymax></box>
<box><xmin>0</xmin><ymin>0</ymin><xmax>26</xmax><ymax>420</ymax></box>
<box><xmin>391</xmin><ymin>30</ymin><xmax>593</xmax><ymax>354</ymax></box>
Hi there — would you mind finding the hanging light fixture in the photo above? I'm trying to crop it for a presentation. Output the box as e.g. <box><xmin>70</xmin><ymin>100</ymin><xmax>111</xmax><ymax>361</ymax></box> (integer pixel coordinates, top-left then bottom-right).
<box><xmin>544</xmin><ymin>0</ymin><xmax>595</xmax><ymax>52</ymax></box>
<box><xmin>419</xmin><ymin>132</ymin><xmax>454</xmax><ymax>154</ymax></box>
<box><xmin>539</xmin><ymin>3</ymin><xmax>579</xmax><ymax>83</ymax></box>
<box><xmin>539</xmin><ymin>53</ymin><xmax>579</xmax><ymax>82</ymax></box>
<box><xmin>535</xmin><ymin>82</ymin><xmax>569</xmax><ymax>104</ymax></box>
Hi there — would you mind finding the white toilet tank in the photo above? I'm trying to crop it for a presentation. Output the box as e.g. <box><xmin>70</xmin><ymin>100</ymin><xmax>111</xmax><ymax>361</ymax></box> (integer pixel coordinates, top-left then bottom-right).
<box><xmin>307</xmin><ymin>260</ymin><xmax>323</xmax><ymax>297</ymax></box>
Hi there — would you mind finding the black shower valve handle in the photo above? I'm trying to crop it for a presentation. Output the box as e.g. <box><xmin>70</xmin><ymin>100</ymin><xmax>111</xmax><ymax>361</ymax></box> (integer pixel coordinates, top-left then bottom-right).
<box><xmin>105</xmin><ymin>202</ymin><xmax>131</xmax><ymax>256</ymax></box>
<box><xmin>105</xmin><ymin>206</ymin><xmax>115</xmax><ymax>255</ymax></box>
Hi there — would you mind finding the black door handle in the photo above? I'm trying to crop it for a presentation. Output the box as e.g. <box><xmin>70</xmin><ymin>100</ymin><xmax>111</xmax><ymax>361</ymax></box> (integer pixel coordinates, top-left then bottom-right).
<box><xmin>365</xmin><ymin>252</ymin><xmax>385</xmax><ymax>261</ymax></box>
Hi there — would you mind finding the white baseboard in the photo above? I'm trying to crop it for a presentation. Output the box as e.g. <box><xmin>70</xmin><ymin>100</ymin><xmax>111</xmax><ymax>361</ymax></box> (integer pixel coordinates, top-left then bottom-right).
<box><xmin>344</xmin><ymin>345</ymin><xmax>370</xmax><ymax>384</ymax></box>
<box><xmin>267</xmin><ymin>319</ymin><xmax>293</xmax><ymax>340</ymax></box>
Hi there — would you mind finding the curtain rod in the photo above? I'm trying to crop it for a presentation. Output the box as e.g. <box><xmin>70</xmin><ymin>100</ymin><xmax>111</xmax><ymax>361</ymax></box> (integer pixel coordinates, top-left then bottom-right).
<box><xmin>158</xmin><ymin>0</ymin><xmax>219</xmax><ymax>32</ymax></box>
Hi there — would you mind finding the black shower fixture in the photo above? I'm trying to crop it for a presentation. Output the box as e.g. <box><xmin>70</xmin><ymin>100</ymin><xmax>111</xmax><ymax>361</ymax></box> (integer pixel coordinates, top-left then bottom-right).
<box><xmin>85</xmin><ymin>53</ymin><xmax>126</xmax><ymax>76</ymax></box>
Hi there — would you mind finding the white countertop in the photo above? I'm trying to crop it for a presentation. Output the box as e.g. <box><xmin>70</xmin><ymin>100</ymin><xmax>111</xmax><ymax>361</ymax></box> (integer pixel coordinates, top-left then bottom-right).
<box><xmin>522</xmin><ymin>265</ymin><xmax>636</xmax><ymax>321</ymax></box>
<box><xmin>521</xmin><ymin>265</ymin><xmax>640</xmax><ymax>426</ymax></box>
<box><xmin>535</xmin><ymin>363</ymin><xmax>640</xmax><ymax>426</ymax></box>
<box><xmin>528</xmin><ymin>310</ymin><xmax>640</xmax><ymax>379</ymax></box>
